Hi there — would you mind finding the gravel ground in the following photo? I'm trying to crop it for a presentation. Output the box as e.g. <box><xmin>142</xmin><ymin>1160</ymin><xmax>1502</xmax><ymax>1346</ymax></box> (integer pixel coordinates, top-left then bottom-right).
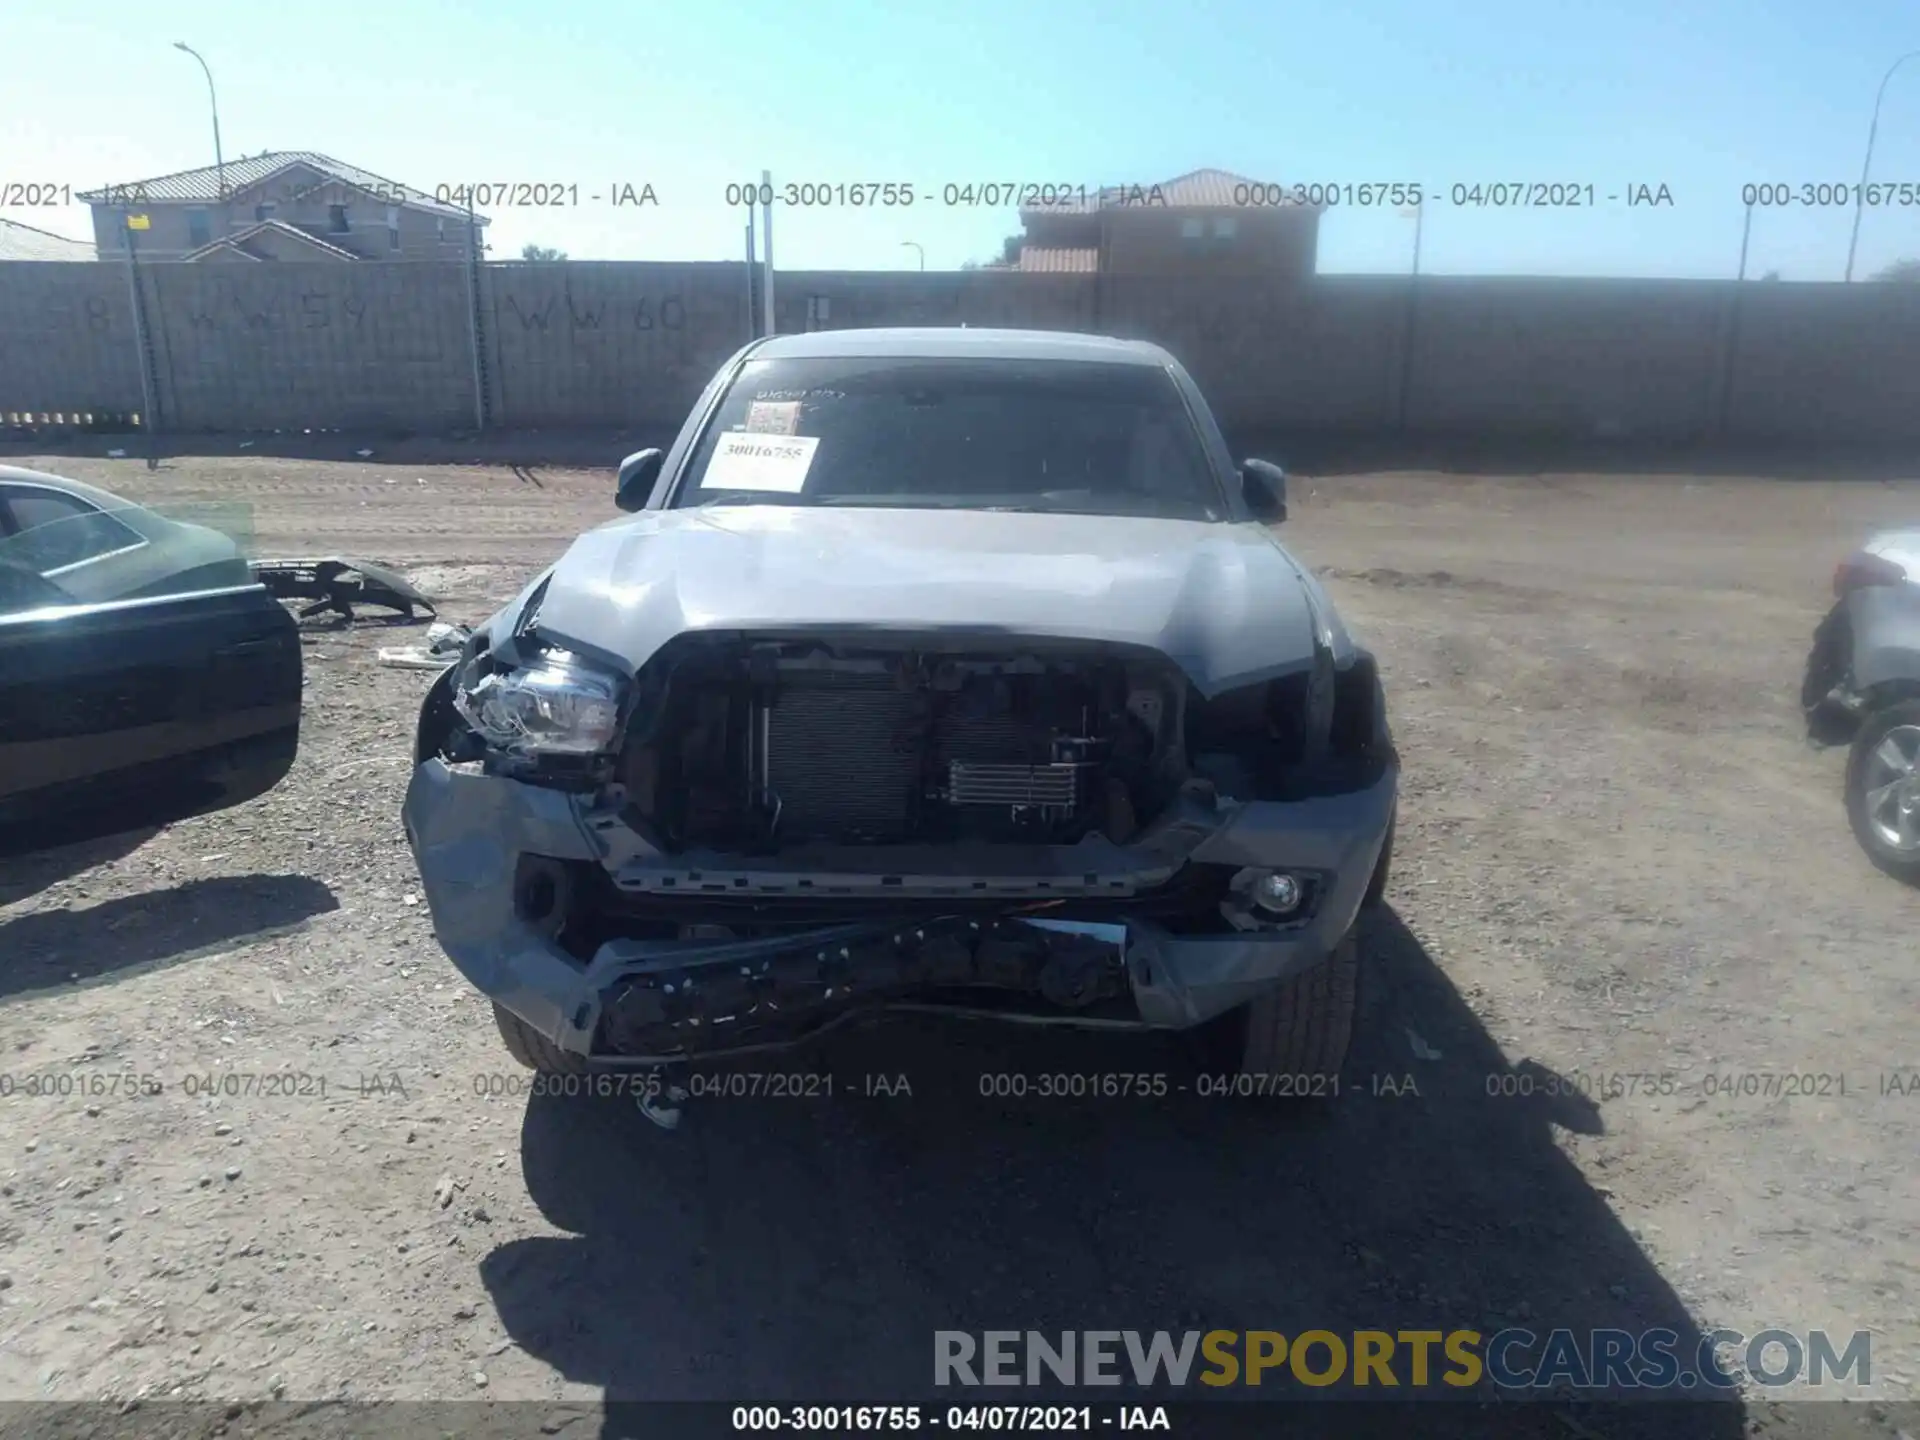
<box><xmin>1</xmin><ymin>448</ymin><xmax>1917</xmax><ymax>1438</ymax></box>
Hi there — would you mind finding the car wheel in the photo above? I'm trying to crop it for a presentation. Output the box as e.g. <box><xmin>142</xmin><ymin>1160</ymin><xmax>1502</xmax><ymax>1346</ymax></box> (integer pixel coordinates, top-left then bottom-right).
<box><xmin>1846</xmin><ymin>700</ymin><xmax>1920</xmax><ymax>886</ymax></box>
<box><xmin>491</xmin><ymin>1001</ymin><xmax>588</xmax><ymax>1073</ymax></box>
<box><xmin>1226</xmin><ymin>925</ymin><xmax>1360</xmax><ymax>1092</ymax></box>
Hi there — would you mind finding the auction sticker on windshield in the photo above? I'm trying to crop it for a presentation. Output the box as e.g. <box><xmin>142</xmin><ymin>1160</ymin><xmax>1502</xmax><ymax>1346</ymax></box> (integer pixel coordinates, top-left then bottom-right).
<box><xmin>745</xmin><ymin>399</ymin><xmax>803</xmax><ymax>434</ymax></box>
<box><xmin>702</xmin><ymin>432</ymin><xmax>820</xmax><ymax>492</ymax></box>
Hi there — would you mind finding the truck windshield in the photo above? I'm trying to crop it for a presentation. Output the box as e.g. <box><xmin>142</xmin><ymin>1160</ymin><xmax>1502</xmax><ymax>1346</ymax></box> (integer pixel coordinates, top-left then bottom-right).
<box><xmin>671</xmin><ymin>355</ymin><xmax>1227</xmax><ymax>521</ymax></box>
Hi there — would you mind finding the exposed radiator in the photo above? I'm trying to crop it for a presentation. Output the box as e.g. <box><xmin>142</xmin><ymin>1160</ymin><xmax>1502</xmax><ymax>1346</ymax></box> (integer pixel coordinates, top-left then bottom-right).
<box><xmin>756</xmin><ymin>671</ymin><xmax>1097</xmax><ymax>841</ymax></box>
<box><xmin>764</xmin><ymin>674</ymin><xmax>919</xmax><ymax>841</ymax></box>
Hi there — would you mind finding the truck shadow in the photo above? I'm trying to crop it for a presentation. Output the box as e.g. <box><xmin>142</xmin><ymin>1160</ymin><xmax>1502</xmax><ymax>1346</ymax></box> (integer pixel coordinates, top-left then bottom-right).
<box><xmin>483</xmin><ymin>904</ymin><xmax>1746</xmax><ymax>1438</ymax></box>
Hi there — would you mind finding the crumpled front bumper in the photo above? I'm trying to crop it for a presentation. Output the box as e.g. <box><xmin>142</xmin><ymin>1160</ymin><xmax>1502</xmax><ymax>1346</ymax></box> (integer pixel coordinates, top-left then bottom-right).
<box><xmin>1804</xmin><ymin>588</ymin><xmax>1920</xmax><ymax>743</ymax></box>
<box><xmin>401</xmin><ymin>759</ymin><xmax>1396</xmax><ymax>1061</ymax></box>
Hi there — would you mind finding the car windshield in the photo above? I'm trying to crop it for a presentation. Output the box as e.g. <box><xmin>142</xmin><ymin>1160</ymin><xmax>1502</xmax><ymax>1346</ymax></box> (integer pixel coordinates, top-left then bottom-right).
<box><xmin>671</xmin><ymin>355</ymin><xmax>1227</xmax><ymax>521</ymax></box>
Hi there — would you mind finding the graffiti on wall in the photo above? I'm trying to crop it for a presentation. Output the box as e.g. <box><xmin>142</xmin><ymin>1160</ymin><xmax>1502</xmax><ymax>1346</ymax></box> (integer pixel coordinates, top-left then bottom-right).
<box><xmin>497</xmin><ymin>293</ymin><xmax>687</xmax><ymax>335</ymax></box>
<box><xmin>177</xmin><ymin>281</ymin><xmax>387</xmax><ymax>333</ymax></box>
<box><xmin>163</xmin><ymin>280</ymin><xmax>452</xmax><ymax>363</ymax></box>
<box><xmin>80</xmin><ymin>295</ymin><xmax>119</xmax><ymax>335</ymax></box>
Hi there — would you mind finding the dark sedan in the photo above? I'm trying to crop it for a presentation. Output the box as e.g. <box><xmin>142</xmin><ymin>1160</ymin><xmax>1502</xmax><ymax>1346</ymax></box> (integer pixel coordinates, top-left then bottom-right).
<box><xmin>0</xmin><ymin>466</ymin><xmax>303</xmax><ymax>858</ymax></box>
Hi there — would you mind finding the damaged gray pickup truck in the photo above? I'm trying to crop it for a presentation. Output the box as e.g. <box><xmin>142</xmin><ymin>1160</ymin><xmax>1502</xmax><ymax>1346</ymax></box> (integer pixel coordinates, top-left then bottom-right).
<box><xmin>1802</xmin><ymin>526</ymin><xmax>1920</xmax><ymax>885</ymax></box>
<box><xmin>402</xmin><ymin>328</ymin><xmax>1398</xmax><ymax>1089</ymax></box>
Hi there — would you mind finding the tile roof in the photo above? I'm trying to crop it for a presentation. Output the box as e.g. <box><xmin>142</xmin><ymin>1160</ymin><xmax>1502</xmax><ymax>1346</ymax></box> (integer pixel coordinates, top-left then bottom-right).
<box><xmin>0</xmin><ymin>218</ymin><xmax>95</xmax><ymax>261</ymax></box>
<box><xmin>77</xmin><ymin>151</ymin><xmax>483</xmax><ymax>220</ymax></box>
<box><xmin>181</xmin><ymin>218</ymin><xmax>362</xmax><ymax>262</ymax></box>
<box><xmin>1019</xmin><ymin>167</ymin><xmax>1309</xmax><ymax>215</ymax></box>
<box><xmin>1014</xmin><ymin>246</ymin><xmax>1099</xmax><ymax>273</ymax></box>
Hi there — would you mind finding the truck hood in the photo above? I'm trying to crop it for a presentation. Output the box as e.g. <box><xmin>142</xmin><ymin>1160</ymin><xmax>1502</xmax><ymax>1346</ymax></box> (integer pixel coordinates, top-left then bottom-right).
<box><xmin>521</xmin><ymin>506</ymin><xmax>1334</xmax><ymax>697</ymax></box>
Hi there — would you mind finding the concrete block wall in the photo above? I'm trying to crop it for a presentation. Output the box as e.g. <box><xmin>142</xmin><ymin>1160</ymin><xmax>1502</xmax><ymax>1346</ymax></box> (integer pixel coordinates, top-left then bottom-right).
<box><xmin>0</xmin><ymin>262</ymin><xmax>148</xmax><ymax>420</ymax></box>
<box><xmin>1723</xmin><ymin>279</ymin><xmax>1920</xmax><ymax>442</ymax></box>
<box><xmin>140</xmin><ymin>264</ymin><xmax>478</xmax><ymax>431</ymax></box>
<box><xmin>1099</xmin><ymin>276</ymin><xmax>1408</xmax><ymax>430</ymax></box>
<box><xmin>6</xmin><ymin>261</ymin><xmax>1920</xmax><ymax>444</ymax></box>
<box><xmin>775</xmin><ymin>271</ymin><xmax>1097</xmax><ymax>335</ymax></box>
<box><xmin>1396</xmin><ymin>278</ymin><xmax>1729</xmax><ymax>439</ymax></box>
<box><xmin>481</xmin><ymin>262</ymin><xmax>749</xmax><ymax>428</ymax></box>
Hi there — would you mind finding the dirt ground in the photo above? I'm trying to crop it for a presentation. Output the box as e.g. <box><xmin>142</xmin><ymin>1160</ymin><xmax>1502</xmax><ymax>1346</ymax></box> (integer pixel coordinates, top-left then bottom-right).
<box><xmin>1</xmin><ymin>445</ymin><xmax>1917</xmax><ymax>1436</ymax></box>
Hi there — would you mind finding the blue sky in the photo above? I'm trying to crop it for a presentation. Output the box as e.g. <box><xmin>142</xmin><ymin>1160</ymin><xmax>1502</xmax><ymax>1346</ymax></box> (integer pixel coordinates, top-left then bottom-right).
<box><xmin>5</xmin><ymin>0</ymin><xmax>1919</xmax><ymax>279</ymax></box>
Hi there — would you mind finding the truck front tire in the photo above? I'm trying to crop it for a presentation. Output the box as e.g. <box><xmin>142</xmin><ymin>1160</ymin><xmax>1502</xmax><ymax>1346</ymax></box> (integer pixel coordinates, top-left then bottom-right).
<box><xmin>1231</xmin><ymin>926</ymin><xmax>1360</xmax><ymax>1087</ymax></box>
<box><xmin>491</xmin><ymin>1001</ymin><xmax>588</xmax><ymax>1073</ymax></box>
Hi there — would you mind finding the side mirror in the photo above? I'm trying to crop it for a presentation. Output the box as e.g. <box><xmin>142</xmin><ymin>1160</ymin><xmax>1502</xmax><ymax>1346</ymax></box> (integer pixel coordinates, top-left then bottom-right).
<box><xmin>1241</xmin><ymin>459</ymin><xmax>1288</xmax><ymax>523</ymax></box>
<box><xmin>615</xmin><ymin>449</ymin><xmax>664</xmax><ymax>512</ymax></box>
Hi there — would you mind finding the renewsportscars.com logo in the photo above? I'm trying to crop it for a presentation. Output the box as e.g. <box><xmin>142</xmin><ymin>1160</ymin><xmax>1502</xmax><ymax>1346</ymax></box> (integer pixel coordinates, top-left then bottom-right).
<box><xmin>934</xmin><ymin>1328</ymin><xmax>1871</xmax><ymax>1392</ymax></box>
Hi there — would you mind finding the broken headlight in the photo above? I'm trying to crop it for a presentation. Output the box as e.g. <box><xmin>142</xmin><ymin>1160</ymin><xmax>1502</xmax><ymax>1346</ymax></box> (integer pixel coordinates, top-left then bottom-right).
<box><xmin>454</xmin><ymin>648</ymin><xmax>628</xmax><ymax>757</ymax></box>
<box><xmin>1186</xmin><ymin>652</ymin><xmax>1390</xmax><ymax>799</ymax></box>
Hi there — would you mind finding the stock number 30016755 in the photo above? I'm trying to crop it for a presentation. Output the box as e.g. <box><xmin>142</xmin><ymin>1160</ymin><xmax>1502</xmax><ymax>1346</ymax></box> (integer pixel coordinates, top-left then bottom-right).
<box><xmin>731</xmin><ymin>1407</ymin><xmax>1100</xmax><ymax>1431</ymax></box>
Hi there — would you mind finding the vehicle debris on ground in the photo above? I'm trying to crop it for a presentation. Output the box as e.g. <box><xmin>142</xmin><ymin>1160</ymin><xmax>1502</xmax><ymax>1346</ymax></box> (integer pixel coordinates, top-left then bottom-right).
<box><xmin>252</xmin><ymin>556</ymin><xmax>438</xmax><ymax>623</ymax></box>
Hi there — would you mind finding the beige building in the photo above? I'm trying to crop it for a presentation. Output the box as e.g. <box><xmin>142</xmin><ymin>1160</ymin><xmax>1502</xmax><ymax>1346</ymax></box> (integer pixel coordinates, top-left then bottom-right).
<box><xmin>0</xmin><ymin>218</ymin><xmax>97</xmax><ymax>261</ymax></box>
<box><xmin>77</xmin><ymin>151</ymin><xmax>488</xmax><ymax>262</ymax></box>
<box><xmin>1008</xmin><ymin>168</ymin><xmax>1321</xmax><ymax>278</ymax></box>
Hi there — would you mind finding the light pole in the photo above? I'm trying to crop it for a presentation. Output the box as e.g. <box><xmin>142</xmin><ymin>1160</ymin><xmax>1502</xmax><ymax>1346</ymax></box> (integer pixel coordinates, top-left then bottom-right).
<box><xmin>1845</xmin><ymin>49</ymin><xmax>1920</xmax><ymax>282</ymax></box>
<box><xmin>1396</xmin><ymin>204</ymin><xmax>1422</xmax><ymax>430</ymax></box>
<box><xmin>760</xmin><ymin>168</ymin><xmax>775</xmax><ymax>337</ymax></box>
<box><xmin>745</xmin><ymin>211</ymin><xmax>758</xmax><ymax>340</ymax></box>
<box><xmin>901</xmin><ymin>240</ymin><xmax>925</xmax><ymax>271</ymax></box>
<box><xmin>172</xmin><ymin>42</ymin><xmax>226</xmax><ymax>202</ymax></box>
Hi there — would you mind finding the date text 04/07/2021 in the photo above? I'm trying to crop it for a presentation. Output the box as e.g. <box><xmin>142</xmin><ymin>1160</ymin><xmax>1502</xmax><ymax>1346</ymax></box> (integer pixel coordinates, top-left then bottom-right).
<box><xmin>467</xmin><ymin>1070</ymin><xmax>893</xmax><ymax>1100</ymax></box>
<box><xmin>1482</xmin><ymin>1069</ymin><xmax>1875</xmax><ymax>1101</ymax></box>
<box><xmin>729</xmin><ymin>1405</ymin><xmax>1171</xmax><ymax>1432</ymax></box>
<box><xmin>720</xmin><ymin>182</ymin><xmax>1150</xmax><ymax>209</ymax></box>
<box><xmin>471</xmin><ymin>1072</ymin><xmax>1367</xmax><ymax>1103</ymax></box>
<box><xmin>1183</xmin><ymin>181</ymin><xmax>1672</xmax><ymax>208</ymax></box>
<box><xmin>708</xmin><ymin>180</ymin><xmax>1676</xmax><ymax>209</ymax></box>
<box><xmin>432</xmin><ymin>182</ymin><xmax>658</xmax><ymax>207</ymax></box>
<box><xmin>0</xmin><ymin>1071</ymin><xmax>402</xmax><ymax>1101</ymax></box>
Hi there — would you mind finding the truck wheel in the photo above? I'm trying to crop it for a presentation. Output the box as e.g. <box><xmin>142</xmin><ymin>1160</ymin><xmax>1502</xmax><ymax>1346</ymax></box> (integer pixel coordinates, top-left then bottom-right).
<box><xmin>1231</xmin><ymin>926</ymin><xmax>1360</xmax><ymax>1090</ymax></box>
<box><xmin>1845</xmin><ymin>700</ymin><xmax>1920</xmax><ymax>887</ymax></box>
<box><xmin>491</xmin><ymin>1002</ymin><xmax>588</xmax><ymax>1073</ymax></box>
